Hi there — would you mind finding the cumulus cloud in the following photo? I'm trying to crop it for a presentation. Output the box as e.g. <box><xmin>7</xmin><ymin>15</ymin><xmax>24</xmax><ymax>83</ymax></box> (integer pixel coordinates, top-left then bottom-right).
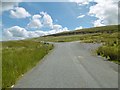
<box><xmin>0</xmin><ymin>2</ymin><xmax>18</xmax><ymax>13</ymax></box>
<box><xmin>3</xmin><ymin>26</ymin><xmax>44</xmax><ymax>40</ymax></box>
<box><xmin>40</xmin><ymin>12</ymin><xmax>53</xmax><ymax>28</ymax></box>
<box><xmin>28</xmin><ymin>19</ymin><xmax>42</xmax><ymax>29</ymax></box>
<box><xmin>77</xmin><ymin>15</ymin><xmax>85</xmax><ymax>18</ymax></box>
<box><xmin>3</xmin><ymin>9</ymin><xmax>69</xmax><ymax>41</ymax></box>
<box><xmin>46</xmin><ymin>27</ymin><xmax>69</xmax><ymax>35</ymax></box>
<box><xmin>10</xmin><ymin>7</ymin><xmax>31</xmax><ymax>18</ymax></box>
<box><xmin>27</xmin><ymin>15</ymin><xmax>42</xmax><ymax>28</ymax></box>
<box><xmin>93</xmin><ymin>19</ymin><xmax>105</xmax><ymax>27</ymax></box>
<box><xmin>3</xmin><ymin>25</ymin><xmax>69</xmax><ymax>41</ymax></box>
<box><xmin>69</xmin><ymin>0</ymin><xmax>92</xmax><ymax>5</ymax></box>
<box><xmin>75</xmin><ymin>26</ymin><xmax>83</xmax><ymax>30</ymax></box>
<box><xmin>27</xmin><ymin>12</ymin><xmax>66</xmax><ymax>30</ymax></box>
<box><xmin>53</xmin><ymin>24</ymin><xmax>62</xmax><ymax>30</ymax></box>
<box><xmin>48</xmin><ymin>24</ymin><xmax>69</xmax><ymax>35</ymax></box>
<box><xmin>32</xmin><ymin>14</ymin><xmax>41</xmax><ymax>19</ymax></box>
<box><xmin>0</xmin><ymin>0</ymin><xmax>22</xmax><ymax>13</ymax></box>
<box><xmin>27</xmin><ymin>12</ymin><xmax>54</xmax><ymax>29</ymax></box>
<box><xmin>3</xmin><ymin>26</ymin><xmax>28</xmax><ymax>38</ymax></box>
<box><xmin>72</xmin><ymin>0</ymin><xmax>118</xmax><ymax>26</ymax></box>
<box><xmin>88</xmin><ymin>0</ymin><xmax>119</xmax><ymax>26</ymax></box>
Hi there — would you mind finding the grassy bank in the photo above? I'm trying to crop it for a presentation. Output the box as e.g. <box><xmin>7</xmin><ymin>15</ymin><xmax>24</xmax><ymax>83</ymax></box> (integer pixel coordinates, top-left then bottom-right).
<box><xmin>78</xmin><ymin>33</ymin><xmax>119</xmax><ymax>64</ymax></box>
<box><xmin>32</xmin><ymin>25</ymin><xmax>119</xmax><ymax>64</ymax></box>
<box><xmin>2</xmin><ymin>40</ymin><xmax>53</xmax><ymax>88</ymax></box>
<box><xmin>47</xmin><ymin>25</ymin><xmax>118</xmax><ymax>36</ymax></box>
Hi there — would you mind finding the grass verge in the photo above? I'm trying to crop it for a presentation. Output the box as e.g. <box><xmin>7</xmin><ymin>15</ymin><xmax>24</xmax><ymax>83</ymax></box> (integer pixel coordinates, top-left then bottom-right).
<box><xmin>96</xmin><ymin>44</ymin><xmax>119</xmax><ymax>64</ymax></box>
<box><xmin>2</xmin><ymin>40</ymin><xmax>54</xmax><ymax>88</ymax></box>
<box><xmin>33</xmin><ymin>32</ymin><xmax>119</xmax><ymax>64</ymax></box>
<box><xmin>78</xmin><ymin>33</ymin><xmax>119</xmax><ymax>64</ymax></box>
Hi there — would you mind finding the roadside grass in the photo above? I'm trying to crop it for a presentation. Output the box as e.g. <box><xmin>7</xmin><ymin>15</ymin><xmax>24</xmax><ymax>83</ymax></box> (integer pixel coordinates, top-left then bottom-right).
<box><xmin>2</xmin><ymin>40</ymin><xmax>53</xmax><ymax>88</ymax></box>
<box><xmin>2</xmin><ymin>25</ymin><xmax>119</xmax><ymax>89</ymax></box>
<box><xmin>33</xmin><ymin>24</ymin><xmax>119</xmax><ymax>64</ymax></box>
<box><xmin>79</xmin><ymin>33</ymin><xmax>119</xmax><ymax>64</ymax></box>
<box><xmin>31</xmin><ymin>35</ymin><xmax>82</xmax><ymax>42</ymax></box>
<box><xmin>96</xmin><ymin>45</ymin><xmax>119</xmax><ymax>64</ymax></box>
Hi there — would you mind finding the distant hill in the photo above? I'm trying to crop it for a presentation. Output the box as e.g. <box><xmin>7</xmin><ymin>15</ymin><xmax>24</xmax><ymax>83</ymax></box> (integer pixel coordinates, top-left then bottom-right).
<box><xmin>45</xmin><ymin>25</ymin><xmax>119</xmax><ymax>37</ymax></box>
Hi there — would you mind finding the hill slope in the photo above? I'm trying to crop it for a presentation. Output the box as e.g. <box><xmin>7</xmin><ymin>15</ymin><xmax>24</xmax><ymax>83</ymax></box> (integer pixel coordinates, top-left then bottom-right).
<box><xmin>46</xmin><ymin>25</ymin><xmax>119</xmax><ymax>37</ymax></box>
<box><xmin>2</xmin><ymin>25</ymin><xmax>119</xmax><ymax>88</ymax></box>
<box><xmin>32</xmin><ymin>25</ymin><xmax>119</xmax><ymax>64</ymax></box>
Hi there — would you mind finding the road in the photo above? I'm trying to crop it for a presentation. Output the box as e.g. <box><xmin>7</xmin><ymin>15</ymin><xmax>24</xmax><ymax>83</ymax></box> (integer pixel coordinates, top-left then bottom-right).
<box><xmin>14</xmin><ymin>42</ymin><xmax>118</xmax><ymax>88</ymax></box>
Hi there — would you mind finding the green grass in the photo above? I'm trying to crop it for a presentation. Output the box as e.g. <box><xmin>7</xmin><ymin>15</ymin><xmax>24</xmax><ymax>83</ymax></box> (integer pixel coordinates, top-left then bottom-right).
<box><xmin>47</xmin><ymin>25</ymin><xmax>118</xmax><ymax>36</ymax></box>
<box><xmin>2</xmin><ymin>24</ymin><xmax>119</xmax><ymax>88</ymax></box>
<box><xmin>77</xmin><ymin>33</ymin><xmax>119</xmax><ymax>64</ymax></box>
<box><xmin>2</xmin><ymin>40</ymin><xmax>53</xmax><ymax>88</ymax></box>
<box><xmin>97</xmin><ymin>45</ymin><xmax>119</xmax><ymax>60</ymax></box>
<box><xmin>33</xmin><ymin>35</ymin><xmax>82</xmax><ymax>42</ymax></box>
<box><xmin>31</xmin><ymin>25</ymin><xmax>119</xmax><ymax>42</ymax></box>
<box><xmin>32</xmin><ymin>25</ymin><xmax>119</xmax><ymax>64</ymax></box>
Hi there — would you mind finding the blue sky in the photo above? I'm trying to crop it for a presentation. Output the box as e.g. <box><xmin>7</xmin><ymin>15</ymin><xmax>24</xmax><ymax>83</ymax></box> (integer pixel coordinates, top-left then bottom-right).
<box><xmin>2</xmin><ymin>2</ymin><xmax>96</xmax><ymax>30</ymax></box>
<box><xmin>1</xmin><ymin>0</ymin><xmax>118</xmax><ymax>41</ymax></box>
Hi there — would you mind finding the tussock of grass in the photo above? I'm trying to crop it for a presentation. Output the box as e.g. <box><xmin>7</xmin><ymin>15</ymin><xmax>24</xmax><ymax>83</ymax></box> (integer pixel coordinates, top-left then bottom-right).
<box><xmin>97</xmin><ymin>45</ymin><xmax>119</xmax><ymax>60</ymax></box>
<box><xmin>2</xmin><ymin>40</ymin><xmax>53</xmax><ymax>88</ymax></box>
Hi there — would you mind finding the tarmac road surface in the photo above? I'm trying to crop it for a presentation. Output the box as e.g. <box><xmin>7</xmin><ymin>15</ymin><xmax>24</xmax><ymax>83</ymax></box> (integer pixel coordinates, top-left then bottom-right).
<box><xmin>14</xmin><ymin>42</ymin><xmax>118</xmax><ymax>88</ymax></box>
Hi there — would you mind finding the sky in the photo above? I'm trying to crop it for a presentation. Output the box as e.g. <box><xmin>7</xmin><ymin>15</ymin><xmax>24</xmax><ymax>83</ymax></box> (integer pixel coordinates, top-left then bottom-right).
<box><xmin>1</xmin><ymin>0</ymin><xmax>119</xmax><ymax>41</ymax></box>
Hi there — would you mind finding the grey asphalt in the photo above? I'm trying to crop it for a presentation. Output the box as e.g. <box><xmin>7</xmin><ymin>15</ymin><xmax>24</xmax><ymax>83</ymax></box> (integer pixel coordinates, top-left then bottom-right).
<box><xmin>14</xmin><ymin>42</ymin><xmax>118</xmax><ymax>88</ymax></box>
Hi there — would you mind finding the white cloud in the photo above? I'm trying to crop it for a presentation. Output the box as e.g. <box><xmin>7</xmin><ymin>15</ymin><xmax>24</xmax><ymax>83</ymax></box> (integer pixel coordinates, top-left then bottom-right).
<box><xmin>27</xmin><ymin>15</ymin><xmax>42</xmax><ymax>29</ymax></box>
<box><xmin>3</xmin><ymin>9</ymin><xmax>70</xmax><ymax>41</ymax></box>
<box><xmin>27</xmin><ymin>12</ymin><xmax>54</xmax><ymax>29</ymax></box>
<box><xmin>46</xmin><ymin>27</ymin><xmax>69</xmax><ymax>35</ymax></box>
<box><xmin>88</xmin><ymin>0</ymin><xmax>119</xmax><ymax>26</ymax></box>
<box><xmin>27</xmin><ymin>12</ymin><xmax>64</xmax><ymax>30</ymax></box>
<box><xmin>32</xmin><ymin>14</ymin><xmax>41</xmax><ymax>19</ymax></box>
<box><xmin>48</xmin><ymin>24</ymin><xmax>69</xmax><ymax>34</ymax></box>
<box><xmin>0</xmin><ymin>2</ymin><xmax>17</xmax><ymax>13</ymax></box>
<box><xmin>0</xmin><ymin>0</ymin><xmax>22</xmax><ymax>13</ymax></box>
<box><xmin>25</xmin><ymin>12</ymin><xmax>69</xmax><ymax>38</ymax></box>
<box><xmin>72</xmin><ymin>0</ymin><xmax>118</xmax><ymax>26</ymax></box>
<box><xmin>69</xmin><ymin>0</ymin><xmax>92</xmax><ymax>5</ymax></box>
<box><xmin>62</xmin><ymin>27</ymin><xmax>69</xmax><ymax>32</ymax></box>
<box><xmin>75</xmin><ymin>26</ymin><xmax>83</xmax><ymax>30</ymax></box>
<box><xmin>77</xmin><ymin>15</ymin><xmax>85</xmax><ymax>18</ymax></box>
<box><xmin>40</xmin><ymin>12</ymin><xmax>53</xmax><ymax>28</ymax></box>
<box><xmin>3</xmin><ymin>26</ymin><xmax>44</xmax><ymax>40</ymax></box>
<box><xmin>93</xmin><ymin>19</ymin><xmax>105</xmax><ymax>27</ymax></box>
<box><xmin>3</xmin><ymin>26</ymin><xmax>69</xmax><ymax>41</ymax></box>
<box><xmin>10</xmin><ymin>7</ymin><xmax>31</xmax><ymax>18</ymax></box>
<box><xmin>27</xmin><ymin>19</ymin><xmax>42</xmax><ymax>29</ymax></box>
<box><xmin>3</xmin><ymin>26</ymin><xmax>28</xmax><ymax>38</ymax></box>
<box><xmin>53</xmin><ymin>24</ymin><xmax>62</xmax><ymax>30</ymax></box>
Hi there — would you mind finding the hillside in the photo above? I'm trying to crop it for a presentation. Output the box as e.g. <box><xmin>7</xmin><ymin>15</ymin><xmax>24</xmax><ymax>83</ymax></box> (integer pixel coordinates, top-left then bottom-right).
<box><xmin>32</xmin><ymin>25</ymin><xmax>119</xmax><ymax>64</ymax></box>
<box><xmin>32</xmin><ymin>25</ymin><xmax>119</xmax><ymax>42</ymax></box>
<box><xmin>2</xmin><ymin>25</ymin><xmax>119</xmax><ymax>88</ymax></box>
<box><xmin>45</xmin><ymin>25</ymin><xmax>119</xmax><ymax>37</ymax></box>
